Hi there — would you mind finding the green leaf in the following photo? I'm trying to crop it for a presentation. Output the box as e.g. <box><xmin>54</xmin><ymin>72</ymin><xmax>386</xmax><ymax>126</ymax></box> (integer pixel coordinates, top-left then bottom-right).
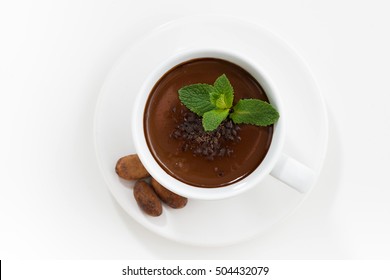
<box><xmin>230</xmin><ymin>99</ymin><xmax>279</xmax><ymax>126</ymax></box>
<box><xmin>202</xmin><ymin>109</ymin><xmax>230</xmax><ymax>131</ymax></box>
<box><xmin>178</xmin><ymin>84</ymin><xmax>215</xmax><ymax>116</ymax></box>
<box><xmin>210</xmin><ymin>91</ymin><xmax>228</xmax><ymax>109</ymax></box>
<box><xmin>210</xmin><ymin>74</ymin><xmax>234</xmax><ymax>109</ymax></box>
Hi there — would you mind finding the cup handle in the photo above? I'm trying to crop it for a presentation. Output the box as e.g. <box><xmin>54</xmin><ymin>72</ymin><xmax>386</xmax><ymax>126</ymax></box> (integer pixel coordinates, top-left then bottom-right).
<box><xmin>270</xmin><ymin>153</ymin><xmax>317</xmax><ymax>193</ymax></box>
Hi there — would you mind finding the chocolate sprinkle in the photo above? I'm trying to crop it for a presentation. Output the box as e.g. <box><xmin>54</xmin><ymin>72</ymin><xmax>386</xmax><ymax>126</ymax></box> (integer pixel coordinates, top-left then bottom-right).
<box><xmin>170</xmin><ymin>108</ymin><xmax>241</xmax><ymax>160</ymax></box>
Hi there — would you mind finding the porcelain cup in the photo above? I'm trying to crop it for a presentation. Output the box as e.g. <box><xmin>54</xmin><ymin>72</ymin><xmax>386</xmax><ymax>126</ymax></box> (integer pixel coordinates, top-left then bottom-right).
<box><xmin>132</xmin><ymin>48</ymin><xmax>317</xmax><ymax>200</ymax></box>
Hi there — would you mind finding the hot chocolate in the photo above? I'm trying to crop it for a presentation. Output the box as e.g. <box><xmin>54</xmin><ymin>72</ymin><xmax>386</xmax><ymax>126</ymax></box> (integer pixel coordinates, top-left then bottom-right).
<box><xmin>144</xmin><ymin>58</ymin><xmax>273</xmax><ymax>188</ymax></box>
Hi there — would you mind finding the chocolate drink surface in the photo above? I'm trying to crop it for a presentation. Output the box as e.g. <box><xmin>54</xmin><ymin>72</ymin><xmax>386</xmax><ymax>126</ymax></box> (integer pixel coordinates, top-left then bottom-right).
<box><xmin>144</xmin><ymin>58</ymin><xmax>273</xmax><ymax>188</ymax></box>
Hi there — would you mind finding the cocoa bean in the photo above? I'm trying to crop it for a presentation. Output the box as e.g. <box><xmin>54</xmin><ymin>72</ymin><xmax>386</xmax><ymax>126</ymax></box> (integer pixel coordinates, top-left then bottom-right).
<box><xmin>115</xmin><ymin>154</ymin><xmax>149</xmax><ymax>180</ymax></box>
<box><xmin>151</xmin><ymin>178</ymin><xmax>188</xmax><ymax>209</ymax></box>
<box><xmin>133</xmin><ymin>180</ymin><xmax>162</xmax><ymax>217</ymax></box>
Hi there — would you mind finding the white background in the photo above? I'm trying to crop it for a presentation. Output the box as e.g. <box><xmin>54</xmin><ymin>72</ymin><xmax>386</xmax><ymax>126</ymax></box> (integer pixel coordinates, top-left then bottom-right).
<box><xmin>1</xmin><ymin>0</ymin><xmax>389</xmax><ymax>259</ymax></box>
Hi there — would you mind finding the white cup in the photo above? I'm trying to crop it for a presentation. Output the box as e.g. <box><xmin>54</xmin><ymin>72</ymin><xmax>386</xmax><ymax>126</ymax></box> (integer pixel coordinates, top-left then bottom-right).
<box><xmin>132</xmin><ymin>48</ymin><xmax>317</xmax><ymax>200</ymax></box>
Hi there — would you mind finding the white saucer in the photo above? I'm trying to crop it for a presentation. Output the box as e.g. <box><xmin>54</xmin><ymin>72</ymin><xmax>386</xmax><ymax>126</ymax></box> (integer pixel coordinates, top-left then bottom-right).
<box><xmin>94</xmin><ymin>15</ymin><xmax>328</xmax><ymax>246</ymax></box>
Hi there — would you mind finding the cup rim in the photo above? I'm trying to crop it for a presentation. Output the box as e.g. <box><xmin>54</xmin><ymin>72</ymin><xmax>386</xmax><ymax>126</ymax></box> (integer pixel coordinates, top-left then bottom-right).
<box><xmin>132</xmin><ymin>48</ymin><xmax>285</xmax><ymax>200</ymax></box>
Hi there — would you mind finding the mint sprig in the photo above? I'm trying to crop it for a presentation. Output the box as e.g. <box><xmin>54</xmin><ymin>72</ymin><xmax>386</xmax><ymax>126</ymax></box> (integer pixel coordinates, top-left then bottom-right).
<box><xmin>178</xmin><ymin>74</ymin><xmax>279</xmax><ymax>131</ymax></box>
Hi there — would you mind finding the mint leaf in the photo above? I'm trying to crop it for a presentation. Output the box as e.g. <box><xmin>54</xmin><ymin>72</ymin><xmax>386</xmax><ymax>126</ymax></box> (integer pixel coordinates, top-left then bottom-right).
<box><xmin>210</xmin><ymin>91</ymin><xmax>229</xmax><ymax>109</ymax></box>
<box><xmin>210</xmin><ymin>74</ymin><xmax>234</xmax><ymax>109</ymax></box>
<box><xmin>230</xmin><ymin>99</ymin><xmax>279</xmax><ymax>126</ymax></box>
<box><xmin>178</xmin><ymin>84</ymin><xmax>215</xmax><ymax>116</ymax></box>
<box><xmin>202</xmin><ymin>109</ymin><xmax>230</xmax><ymax>131</ymax></box>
